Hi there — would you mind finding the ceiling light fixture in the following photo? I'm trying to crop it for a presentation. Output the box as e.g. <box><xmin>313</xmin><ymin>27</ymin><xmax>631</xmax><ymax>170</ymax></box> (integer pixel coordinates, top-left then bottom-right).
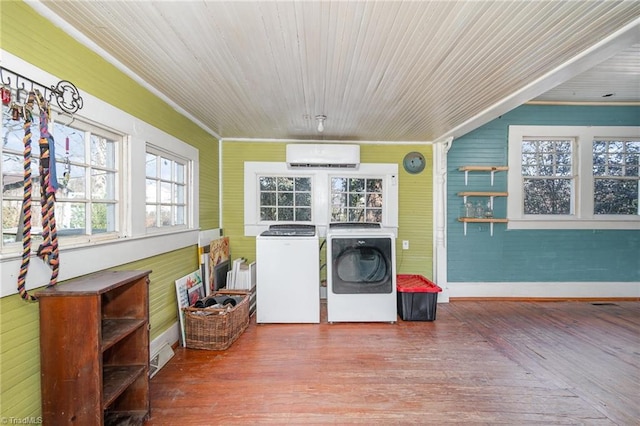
<box><xmin>316</xmin><ymin>115</ymin><xmax>326</xmax><ymax>132</ymax></box>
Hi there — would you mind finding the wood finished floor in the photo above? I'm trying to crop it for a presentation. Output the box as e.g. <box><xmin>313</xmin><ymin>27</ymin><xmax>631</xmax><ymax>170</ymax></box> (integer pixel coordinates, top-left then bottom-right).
<box><xmin>147</xmin><ymin>301</ymin><xmax>639</xmax><ymax>425</ymax></box>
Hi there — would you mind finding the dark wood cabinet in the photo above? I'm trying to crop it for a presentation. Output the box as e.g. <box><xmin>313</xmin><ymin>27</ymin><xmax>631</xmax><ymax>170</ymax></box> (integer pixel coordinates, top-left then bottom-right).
<box><xmin>37</xmin><ymin>270</ymin><xmax>152</xmax><ymax>425</ymax></box>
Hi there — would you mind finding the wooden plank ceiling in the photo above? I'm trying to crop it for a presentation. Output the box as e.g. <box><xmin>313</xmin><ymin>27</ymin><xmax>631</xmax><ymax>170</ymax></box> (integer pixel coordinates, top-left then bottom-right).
<box><xmin>38</xmin><ymin>1</ymin><xmax>640</xmax><ymax>142</ymax></box>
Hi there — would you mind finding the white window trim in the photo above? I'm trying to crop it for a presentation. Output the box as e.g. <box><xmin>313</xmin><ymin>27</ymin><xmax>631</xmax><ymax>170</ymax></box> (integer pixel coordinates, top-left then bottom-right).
<box><xmin>244</xmin><ymin>162</ymin><xmax>398</xmax><ymax>237</ymax></box>
<box><xmin>507</xmin><ymin>125</ymin><xmax>640</xmax><ymax>230</ymax></box>
<box><xmin>0</xmin><ymin>51</ymin><xmax>199</xmax><ymax>297</ymax></box>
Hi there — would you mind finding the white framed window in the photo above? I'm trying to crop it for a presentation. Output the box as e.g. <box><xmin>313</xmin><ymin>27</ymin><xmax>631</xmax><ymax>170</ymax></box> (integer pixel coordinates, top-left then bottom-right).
<box><xmin>1</xmin><ymin>51</ymin><xmax>200</xmax><ymax>297</ymax></box>
<box><xmin>2</xmin><ymin>103</ymin><xmax>122</xmax><ymax>249</ymax></box>
<box><xmin>330</xmin><ymin>177</ymin><xmax>383</xmax><ymax>223</ymax></box>
<box><xmin>593</xmin><ymin>139</ymin><xmax>639</xmax><ymax>215</ymax></box>
<box><xmin>521</xmin><ymin>137</ymin><xmax>573</xmax><ymax>215</ymax></box>
<box><xmin>244</xmin><ymin>161</ymin><xmax>398</xmax><ymax>237</ymax></box>
<box><xmin>258</xmin><ymin>176</ymin><xmax>312</xmax><ymax>222</ymax></box>
<box><xmin>508</xmin><ymin>125</ymin><xmax>640</xmax><ymax>230</ymax></box>
<box><xmin>145</xmin><ymin>148</ymin><xmax>189</xmax><ymax>230</ymax></box>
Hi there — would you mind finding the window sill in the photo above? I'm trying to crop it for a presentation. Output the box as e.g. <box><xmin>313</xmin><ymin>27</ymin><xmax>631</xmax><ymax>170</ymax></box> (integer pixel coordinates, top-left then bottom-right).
<box><xmin>507</xmin><ymin>218</ymin><xmax>640</xmax><ymax>230</ymax></box>
<box><xmin>0</xmin><ymin>229</ymin><xmax>199</xmax><ymax>297</ymax></box>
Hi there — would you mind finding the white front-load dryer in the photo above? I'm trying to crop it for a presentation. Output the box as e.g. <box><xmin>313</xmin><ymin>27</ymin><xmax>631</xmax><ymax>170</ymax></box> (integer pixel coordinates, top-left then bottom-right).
<box><xmin>326</xmin><ymin>223</ymin><xmax>397</xmax><ymax>323</ymax></box>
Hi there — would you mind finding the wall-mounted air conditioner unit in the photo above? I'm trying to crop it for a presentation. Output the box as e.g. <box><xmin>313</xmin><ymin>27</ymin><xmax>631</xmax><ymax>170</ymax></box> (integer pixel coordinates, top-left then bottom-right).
<box><xmin>286</xmin><ymin>144</ymin><xmax>360</xmax><ymax>169</ymax></box>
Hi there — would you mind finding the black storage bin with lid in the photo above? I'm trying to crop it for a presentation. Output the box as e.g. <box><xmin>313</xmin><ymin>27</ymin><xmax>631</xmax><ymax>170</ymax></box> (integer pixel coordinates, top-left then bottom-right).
<box><xmin>397</xmin><ymin>274</ymin><xmax>442</xmax><ymax>321</ymax></box>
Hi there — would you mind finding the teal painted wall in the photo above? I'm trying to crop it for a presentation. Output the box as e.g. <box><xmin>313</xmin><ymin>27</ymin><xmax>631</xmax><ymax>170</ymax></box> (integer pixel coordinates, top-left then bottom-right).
<box><xmin>447</xmin><ymin>105</ymin><xmax>640</xmax><ymax>282</ymax></box>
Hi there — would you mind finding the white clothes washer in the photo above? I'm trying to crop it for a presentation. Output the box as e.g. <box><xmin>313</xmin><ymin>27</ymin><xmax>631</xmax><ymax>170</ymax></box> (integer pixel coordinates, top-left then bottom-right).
<box><xmin>326</xmin><ymin>223</ymin><xmax>397</xmax><ymax>323</ymax></box>
<box><xmin>256</xmin><ymin>224</ymin><xmax>320</xmax><ymax>323</ymax></box>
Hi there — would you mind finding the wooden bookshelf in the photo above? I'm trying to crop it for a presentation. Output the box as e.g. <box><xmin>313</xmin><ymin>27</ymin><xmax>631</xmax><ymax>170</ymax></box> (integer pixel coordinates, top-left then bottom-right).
<box><xmin>38</xmin><ymin>270</ymin><xmax>151</xmax><ymax>425</ymax></box>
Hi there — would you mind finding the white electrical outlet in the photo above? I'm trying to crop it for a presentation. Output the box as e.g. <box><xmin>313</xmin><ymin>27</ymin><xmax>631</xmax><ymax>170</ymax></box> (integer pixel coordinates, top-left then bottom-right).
<box><xmin>402</xmin><ymin>240</ymin><xmax>409</xmax><ymax>250</ymax></box>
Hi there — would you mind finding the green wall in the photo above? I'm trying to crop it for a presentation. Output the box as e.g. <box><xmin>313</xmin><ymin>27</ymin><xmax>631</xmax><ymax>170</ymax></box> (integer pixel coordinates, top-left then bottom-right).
<box><xmin>1</xmin><ymin>1</ymin><xmax>218</xmax><ymax>418</ymax></box>
<box><xmin>221</xmin><ymin>141</ymin><xmax>434</xmax><ymax>279</ymax></box>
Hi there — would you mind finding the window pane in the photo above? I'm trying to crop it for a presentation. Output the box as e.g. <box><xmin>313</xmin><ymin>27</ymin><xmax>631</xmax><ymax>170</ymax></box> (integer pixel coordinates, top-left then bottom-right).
<box><xmin>91</xmin><ymin>203</ymin><xmax>115</xmax><ymax>233</ymax></box>
<box><xmin>295</xmin><ymin>208</ymin><xmax>311</xmax><ymax>221</ymax></box>
<box><xmin>175</xmin><ymin>162</ymin><xmax>185</xmax><ymax>184</ymax></box>
<box><xmin>53</xmin><ymin>123</ymin><xmax>85</xmax><ymax>164</ymax></box>
<box><xmin>175</xmin><ymin>184</ymin><xmax>185</xmax><ymax>204</ymax></box>
<box><xmin>160</xmin><ymin>182</ymin><xmax>172</xmax><ymax>203</ymax></box>
<box><xmin>2</xmin><ymin>159</ymin><xmax>39</xmax><ymax>197</ymax></box>
<box><xmin>524</xmin><ymin>178</ymin><xmax>572</xmax><ymax>214</ymax></box>
<box><xmin>331</xmin><ymin>193</ymin><xmax>346</xmax><ymax>208</ymax></box>
<box><xmin>295</xmin><ymin>192</ymin><xmax>311</xmax><ymax>206</ymax></box>
<box><xmin>57</xmin><ymin>202</ymin><xmax>85</xmax><ymax>234</ymax></box>
<box><xmin>522</xmin><ymin>155</ymin><xmax>537</xmax><ymax>177</ymax></box>
<box><xmin>260</xmin><ymin>207</ymin><xmax>276</xmax><ymax>221</ymax></box>
<box><xmin>2</xmin><ymin>154</ymin><xmax>27</xmax><ymax>196</ymax></box>
<box><xmin>90</xmin><ymin>135</ymin><xmax>115</xmax><ymax>168</ymax></box>
<box><xmin>146</xmin><ymin>153</ymin><xmax>157</xmax><ymax>178</ymax></box>
<box><xmin>61</xmin><ymin>165</ymin><xmax>85</xmax><ymax>198</ymax></box>
<box><xmin>260</xmin><ymin>192</ymin><xmax>276</xmax><ymax>206</ymax></box>
<box><xmin>348</xmin><ymin>208</ymin><xmax>364</xmax><ymax>222</ymax></box>
<box><xmin>277</xmin><ymin>177</ymin><xmax>294</xmax><ymax>191</ymax></box>
<box><xmin>331</xmin><ymin>208</ymin><xmax>347</xmax><ymax>222</ymax></box>
<box><xmin>160</xmin><ymin>205</ymin><xmax>171</xmax><ymax>226</ymax></box>
<box><xmin>146</xmin><ymin>205</ymin><xmax>157</xmax><ymax>227</ymax></box>
<box><xmin>624</xmin><ymin>155</ymin><xmax>638</xmax><ymax>177</ymax></box>
<box><xmin>278</xmin><ymin>192</ymin><xmax>293</xmax><ymax>206</ymax></box>
<box><xmin>332</xmin><ymin>177</ymin><xmax>347</xmax><ymax>192</ymax></box>
<box><xmin>160</xmin><ymin>157</ymin><xmax>172</xmax><ymax>180</ymax></box>
<box><xmin>367</xmin><ymin>179</ymin><xmax>383</xmax><ymax>192</ymax></box>
<box><xmin>366</xmin><ymin>193</ymin><xmax>383</xmax><ymax>207</ymax></box>
<box><xmin>348</xmin><ymin>193</ymin><xmax>364</xmax><ymax>208</ymax></box>
<box><xmin>175</xmin><ymin>205</ymin><xmax>185</xmax><ymax>225</ymax></box>
<box><xmin>104</xmin><ymin>203</ymin><xmax>116</xmax><ymax>232</ymax></box>
<box><xmin>2</xmin><ymin>200</ymin><xmax>22</xmax><ymax>243</ymax></box>
<box><xmin>259</xmin><ymin>177</ymin><xmax>276</xmax><ymax>191</ymax></box>
<box><xmin>593</xmin><ymin>141</ymin><xmax>607</xmax><ymax>154</ymax></box>
<box><xmin>366</xmin><ymin>209</ymin><xmax>382</xmax><ymax>222</ymax></box>
<box><xmin>593</xmin><ymin>154</ymin><xmax>606</xmax><ymax>175</ymax></box>
<box><xmin>146</xmin><ymin>179</ymin><xmax>157</xmax><ymax>203</ymax></box>
<box><xmin>2</xmin><ymin>119</ymin><xmax>31</xmax><ymax>152</ymax></box>
<box><xmin>349</xmin><ymin>178</ymin><xmax>364</xmax><ymax>192</ymax></box>
<box><xmin>594</xmin><ymin>179</ymin><xmax>638</xmax><ymax>215</ymax></box>
<box><xmin>91</xmin><ymin>170</ymin><xmax>115</xmax><ymax>200</ymax></box>
<box><xmin>279</xmin><ymin>207</ymin><xmax>294</xmax><ymax>221</ymax></box>
<box><xmin>295</xmin><ymin>177</ymin><xmax>311</xmax><ymax>191</ymax></box>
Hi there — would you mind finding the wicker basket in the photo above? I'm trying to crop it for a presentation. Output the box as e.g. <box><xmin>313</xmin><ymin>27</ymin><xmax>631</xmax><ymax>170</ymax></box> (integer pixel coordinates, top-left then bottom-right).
<box><xmin>183</xmin><ymin>290</ymin><xmax>250</xmax><ymax>350</ymax></box>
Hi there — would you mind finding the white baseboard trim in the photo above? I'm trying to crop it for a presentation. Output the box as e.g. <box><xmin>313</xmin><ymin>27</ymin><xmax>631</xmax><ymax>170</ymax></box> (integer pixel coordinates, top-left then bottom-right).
<box><xmin>446</xmin><ymin>281</ymin><xmax>640</xmax><ymax>299</ymax></box>
<box><xmin>150</xmin><ymin>321</ymin><xmax>180</xmax><ymax>359</ymax></box>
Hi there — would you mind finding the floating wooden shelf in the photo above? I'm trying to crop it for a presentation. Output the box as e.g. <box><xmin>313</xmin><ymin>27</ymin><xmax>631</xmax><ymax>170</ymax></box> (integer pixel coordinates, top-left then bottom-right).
<box><xmin>458</xmin><ymin>166</ymin><xmax>509</xmax><ymax>172</ymax></box>
<box><xmin>459</xmin><ymin>165</ymin><xmax>508</xmax><ymax>186</ymax></box>
<box><xmin>457</xmin><ymin>218</ymin><xmax>509</xmax><ymax>223</ymax></box>
<box><xmin>458</xmin><ymin>191</ymin><xmax>508</xmax><ymax>197</ymax></box>
<box><xmin>458</xmin><ymin>165</ymin><xmax>509</xmax><ymax>236</ymax></box>
<box><xmin>457</xmin><ymin>217</ymin><xmax>508</xmax><ymax>236</ymax></box>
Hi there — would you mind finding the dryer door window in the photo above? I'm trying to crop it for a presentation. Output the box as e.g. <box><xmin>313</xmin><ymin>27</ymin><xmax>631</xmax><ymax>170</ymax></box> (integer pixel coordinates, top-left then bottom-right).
<box><xmin>331</xmin><ymin>237</ymin><xmax>393</xmax><ymax>294</ymax></box>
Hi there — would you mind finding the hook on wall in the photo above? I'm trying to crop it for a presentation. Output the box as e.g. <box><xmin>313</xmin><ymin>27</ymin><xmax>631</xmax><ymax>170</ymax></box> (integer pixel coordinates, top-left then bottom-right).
<box><xmin>1</xmin><ymin>67</ymin><xmax>84</xmax><ymax>115</ymax></box>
